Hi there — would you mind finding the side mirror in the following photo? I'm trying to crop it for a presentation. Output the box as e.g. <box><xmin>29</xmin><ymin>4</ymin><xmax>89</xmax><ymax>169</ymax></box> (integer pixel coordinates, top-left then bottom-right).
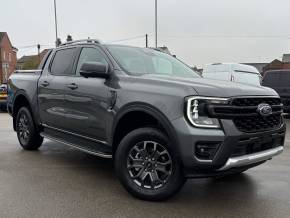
<box><xmin>80</xmin><ymin>62</ymin><xmax>109</xmax><ymax>79</ymax></box>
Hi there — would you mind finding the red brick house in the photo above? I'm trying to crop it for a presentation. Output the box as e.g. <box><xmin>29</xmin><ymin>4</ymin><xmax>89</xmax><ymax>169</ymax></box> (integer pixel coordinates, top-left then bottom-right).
<box><xmin>0</xmin><ymin>32</ymin><xmax>18</xmax><ymax>84</ymax></box>
<box><xmin>245</xmin><ymin>57</ymin><xmax>290</xmax><ymax>77</ymax></box>
<box><xmin>261</xmin><ymin>59</ymin><xmax>290</xmax><ymax>76</ymax></box>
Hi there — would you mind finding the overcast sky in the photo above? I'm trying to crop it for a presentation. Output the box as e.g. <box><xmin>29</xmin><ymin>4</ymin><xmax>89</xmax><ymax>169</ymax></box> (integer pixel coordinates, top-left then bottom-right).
<box><xmin>1</xmin><ymin>0</ymin><xmax>290</xmax><ymax>67</ymax></box>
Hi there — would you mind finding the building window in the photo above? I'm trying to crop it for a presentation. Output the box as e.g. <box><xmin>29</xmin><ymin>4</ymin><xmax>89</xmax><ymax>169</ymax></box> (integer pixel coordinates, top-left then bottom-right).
<box><xmin>3</xmin><ymin>51</ymin><xmax>5</xmax><ymax>61</ymax></box>
<box><xmin>9</xmin><ymin>53</ymin><xmax>11</xmax><ymax>62</ymax></box>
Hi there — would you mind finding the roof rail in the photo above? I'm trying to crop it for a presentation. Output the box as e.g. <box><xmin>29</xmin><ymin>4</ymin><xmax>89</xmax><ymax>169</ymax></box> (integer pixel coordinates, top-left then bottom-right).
<box><xmin>60</xmin><ymin>39</ymin><xmax>101</xmax><ymax>46</ymax></box>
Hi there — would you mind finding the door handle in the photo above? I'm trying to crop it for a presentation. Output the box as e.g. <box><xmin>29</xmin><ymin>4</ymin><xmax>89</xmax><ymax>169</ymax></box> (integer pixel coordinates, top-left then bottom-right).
<box><xmin>67</xmin><ymin>83</ymin><xmax>78</xmax><ymax>90</ymax></box>
<box><xmin>40</xmin><ymin>81</ymin><xmax>49</xmax><ymax>87</ymax></box>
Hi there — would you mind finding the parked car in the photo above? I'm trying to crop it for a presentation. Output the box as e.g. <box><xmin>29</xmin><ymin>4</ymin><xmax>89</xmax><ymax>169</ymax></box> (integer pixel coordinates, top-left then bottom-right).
<box><xmin>262</xmin><ymin>70</ymin><xmax>290</xmax><ymax>113</ymax></box>
<box><xmin>7</xmin><ymin>40</ymin><xmax>285</xmax><ymax>201</ymax></box>
<box><xmin>203</xmin><ymin>63</ymin><xmax>262</xmax><ymax>86</ymax></box>
<box><xmin>0</xmin><ymin>83</ymin><xmax>8</xmax><ymax>111</ymax></box>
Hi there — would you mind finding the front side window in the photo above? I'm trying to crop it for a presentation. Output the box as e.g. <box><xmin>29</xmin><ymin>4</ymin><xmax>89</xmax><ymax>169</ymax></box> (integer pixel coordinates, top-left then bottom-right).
<box><xmin>107</xmin><ymin>45</ymin><xmax>200</xmax><ymax>78</ymax></box>
<box><xmin>76</xmin><ymin>47</ymin><xmax>108</xmax><ymax>76</ymax></box>
<box><xmin>50</xmin><ymin>48</ymin><xmax>76</xmax><ymax>75</ymax></box>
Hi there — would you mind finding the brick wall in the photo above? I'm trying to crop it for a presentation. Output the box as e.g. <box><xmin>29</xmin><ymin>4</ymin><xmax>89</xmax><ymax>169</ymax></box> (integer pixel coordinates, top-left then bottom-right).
<box><xmin>283</xmin><ymin>63</ymin><xmax>290</xmax><ymax>70</ymax></box>
<box><xmin>0</xmin><ymin>33</ymin><xmax>17</xmax><ymax>84</ymax></box>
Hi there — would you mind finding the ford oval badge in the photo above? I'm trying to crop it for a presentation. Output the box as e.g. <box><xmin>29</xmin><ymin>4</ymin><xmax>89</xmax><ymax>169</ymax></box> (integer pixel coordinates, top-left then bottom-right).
<box><xmin>257</xmin><ymin>103</ymin><xmax>272</xmax><ymax>116</ymax></box>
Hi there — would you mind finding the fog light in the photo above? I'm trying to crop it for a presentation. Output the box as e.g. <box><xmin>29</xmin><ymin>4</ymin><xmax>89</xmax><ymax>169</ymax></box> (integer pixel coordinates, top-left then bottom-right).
<box><xmin>195</xmin><ymin>142</ymin><xmax>221</xmax><ymax>160</ymax></box>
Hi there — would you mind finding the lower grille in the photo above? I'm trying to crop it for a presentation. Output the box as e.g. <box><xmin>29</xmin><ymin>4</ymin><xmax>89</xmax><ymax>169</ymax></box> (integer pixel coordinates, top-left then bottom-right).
<box><xmin>231</xmin><ymin>131</ymin><xmax>285</xmax><ymax>157</ymax></box>
<box><xmin>234</xmin><ymin>114</ymin><xmax>282</xmax><ymax>133</ymax></box>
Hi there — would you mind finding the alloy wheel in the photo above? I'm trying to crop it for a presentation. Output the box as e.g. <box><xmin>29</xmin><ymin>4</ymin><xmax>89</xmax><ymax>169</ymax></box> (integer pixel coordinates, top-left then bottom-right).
<box><xmin>127</xmin><ymin>141</ymin><xmax>173</xmax><ymax>189</ymax></box>
<box><xmin>18</xmin><ymin>113</ymin><xmax>30</xmax><ymax>143</ymax></box>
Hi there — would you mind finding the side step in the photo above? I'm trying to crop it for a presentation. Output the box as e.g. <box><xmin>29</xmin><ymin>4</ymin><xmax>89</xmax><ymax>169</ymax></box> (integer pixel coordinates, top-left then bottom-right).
<box><xmin>40</xmin><ymin>133</ymin><xmax>112</xmax><ymax>159</ymax></box>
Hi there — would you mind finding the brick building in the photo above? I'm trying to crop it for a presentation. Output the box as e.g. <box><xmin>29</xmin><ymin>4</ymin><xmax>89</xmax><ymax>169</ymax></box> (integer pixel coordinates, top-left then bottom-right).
<box><xmin>260</xmin><ymin>59</ymin><xmax>290</xmax><ymax>76</ymax></box>
<box><xmin>244</xmin><ymin>55</ymin><xmax>290</xmax><ymax>76</ymax></box>
<box><xmin>0</xmin><ymin>32</ymin><xmax>18</xmax><ymax>84</ymax></box>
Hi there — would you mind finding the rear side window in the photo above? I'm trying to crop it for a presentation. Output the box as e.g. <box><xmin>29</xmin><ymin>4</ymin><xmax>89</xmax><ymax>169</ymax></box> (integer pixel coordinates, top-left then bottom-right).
<box><xmin>263</xmin><ymin>72</ymin><xmax>280</xmax><ymax>87</ymax></box>
<box><xmin>50</xmin><ymin>48</ymin><xmax>76</xmax><ymax>75</ymax></box>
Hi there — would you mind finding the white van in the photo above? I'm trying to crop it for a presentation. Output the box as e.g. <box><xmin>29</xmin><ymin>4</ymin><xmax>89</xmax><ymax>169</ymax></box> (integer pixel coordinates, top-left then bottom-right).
<box><xmin>202</xmin><ymin>63</ymin><xmax>262</xmax><ymax>86</ymax></box>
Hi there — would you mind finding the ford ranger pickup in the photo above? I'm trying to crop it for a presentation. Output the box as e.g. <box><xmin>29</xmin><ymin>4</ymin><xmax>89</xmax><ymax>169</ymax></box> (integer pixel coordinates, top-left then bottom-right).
<box><xmin>8</xmin><ymin>39</ymin><xmax>286</xmax><ymax>201</ymax></box>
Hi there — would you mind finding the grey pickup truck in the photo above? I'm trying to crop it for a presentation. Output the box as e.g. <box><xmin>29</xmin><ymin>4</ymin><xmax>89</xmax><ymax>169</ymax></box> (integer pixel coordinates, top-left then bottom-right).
<box><xmin>8</xmin><ymin>39</ymin><xmax>286</xmax><ymax>201</ymax></box>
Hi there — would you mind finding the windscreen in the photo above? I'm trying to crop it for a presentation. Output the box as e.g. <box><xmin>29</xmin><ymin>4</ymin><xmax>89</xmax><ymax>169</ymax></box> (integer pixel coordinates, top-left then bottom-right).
<box><xmin>107</xmin><ymin>45</ymin><xmax>200</xmax><ymax>78</ymax></box>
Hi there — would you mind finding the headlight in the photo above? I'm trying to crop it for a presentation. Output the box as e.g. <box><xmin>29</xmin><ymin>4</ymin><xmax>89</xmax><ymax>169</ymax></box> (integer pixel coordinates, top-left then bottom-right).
<box><xmin>186</xmin><ymin>96</ymin><xmax>229</xmax><ymax>128</ymax></box>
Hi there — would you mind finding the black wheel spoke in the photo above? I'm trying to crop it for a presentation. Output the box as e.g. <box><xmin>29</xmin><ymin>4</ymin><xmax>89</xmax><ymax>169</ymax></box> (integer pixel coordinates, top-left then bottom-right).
<box><xmin>132</xmin><ymin>146</ymin><xmax>141</xmax><ymax>153</ymax></box>
<box><xmin>159</xmin><ymin>150</ymin><xmax>168</xmax><ymax>157</ymax></box>
<box><xmin>128</xmin><ymin>158</ymin><xmax>144</xmax><ymax>169</ymax></box>
<box><xmin>150</xmin><ymin>171</ymin><xmax>161</xmax><ymax>184</ymax></box>
<box><xmin>151</xmin><ymin>142</ymin><xmax>158</xmax><ymax>158</ymax></box>
<box><xmin>155</xmin><ymin>164</ymin><xmax>169</xmax><ymax>175</ymax></box>
<box><xmin>132</xmin><ymin>167</ymin><xmax>145</xmax><ymax>179</ymax></box>
<box><xmin>140</xmin><ymin>171</ymin><xmax>149</xmax><ymax>181</ymax></box>
<box><xmin>156</xmin><ymin>160</ymin><xmax>171</xmax><ymax>166</ymax></box>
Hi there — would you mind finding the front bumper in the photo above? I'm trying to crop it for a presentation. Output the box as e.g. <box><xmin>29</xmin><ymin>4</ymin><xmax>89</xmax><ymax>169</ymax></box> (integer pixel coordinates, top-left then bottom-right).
<box><xmin>218</xmin><ymin>146</ymin><xmax>283</xmax><ymax>171</ymax></box>
<box><xmin>171</xmin><ymin>117</ymin><xmax>286</xmax><ymax>178</ymax></box>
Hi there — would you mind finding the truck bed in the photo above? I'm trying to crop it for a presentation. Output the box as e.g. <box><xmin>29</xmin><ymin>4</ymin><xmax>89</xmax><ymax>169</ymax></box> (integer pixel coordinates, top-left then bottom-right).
<box><xmin>7</xmin><ymin>70</ymin><xmax>42</xmax><ymax>116</ymax></box>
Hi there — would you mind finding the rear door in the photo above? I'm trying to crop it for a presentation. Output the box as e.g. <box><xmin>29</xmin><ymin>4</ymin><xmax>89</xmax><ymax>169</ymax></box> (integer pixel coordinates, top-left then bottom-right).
<box><xmin>38</xmin><ymin>47</ymin><xmax>78</xmax><ymax>129</ymax></box>
<box><xmin>63</xmin><ymin>46</ymin><xmax>111</xmax><ymax>141</ymax></box>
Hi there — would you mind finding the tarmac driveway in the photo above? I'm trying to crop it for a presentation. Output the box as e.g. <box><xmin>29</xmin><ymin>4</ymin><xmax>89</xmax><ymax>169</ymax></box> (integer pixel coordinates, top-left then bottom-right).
<box><xmin>0</xmin><ymin>112</ymin><xmax>289</xmax><ymax>218</ymax></box>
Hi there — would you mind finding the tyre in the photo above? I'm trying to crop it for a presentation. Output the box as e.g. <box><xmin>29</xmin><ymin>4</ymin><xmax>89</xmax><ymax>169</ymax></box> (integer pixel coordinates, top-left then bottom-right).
<box><xmin>16</xmin><ymin>107</ymin><xmax>43</xmax><ymax>150</ymax></box>
<box><xmin>114</xmin><ymin>127</ymin><xmax>186</xmax><ymax>201</ymax></box>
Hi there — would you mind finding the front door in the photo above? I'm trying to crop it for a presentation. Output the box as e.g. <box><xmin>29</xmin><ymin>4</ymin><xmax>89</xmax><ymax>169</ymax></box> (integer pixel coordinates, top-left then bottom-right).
<box><xmin>64</xmin><ymin>46</ymin><xmax>111</xmax><ymax>142</ymax></box>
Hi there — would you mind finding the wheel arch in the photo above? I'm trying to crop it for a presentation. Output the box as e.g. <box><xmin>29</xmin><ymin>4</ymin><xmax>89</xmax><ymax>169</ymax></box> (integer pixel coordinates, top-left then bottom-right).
<box><xmin>111</xmin><ymin>102</ymin><xmax>180</xmax><ymax>157</ymax></box>
<box><xmin>12</xmin><ymin>91</ymin><xmax>38</xmax><ymax>131</ymax></box>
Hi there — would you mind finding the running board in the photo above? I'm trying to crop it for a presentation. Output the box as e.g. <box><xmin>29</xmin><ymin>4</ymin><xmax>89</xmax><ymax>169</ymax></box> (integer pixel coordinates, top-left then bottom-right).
<box><xmin>40</xmin><ymin>133</ymin><xmax>112</xmax><ymax>159</ymax></box>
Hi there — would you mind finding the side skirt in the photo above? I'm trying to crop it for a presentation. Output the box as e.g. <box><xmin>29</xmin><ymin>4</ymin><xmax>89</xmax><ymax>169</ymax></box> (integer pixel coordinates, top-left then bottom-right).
<box><xmin>40</xmin><ymin>126</ymin><xmax>112</xmax><ymax>159</ymax></box>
